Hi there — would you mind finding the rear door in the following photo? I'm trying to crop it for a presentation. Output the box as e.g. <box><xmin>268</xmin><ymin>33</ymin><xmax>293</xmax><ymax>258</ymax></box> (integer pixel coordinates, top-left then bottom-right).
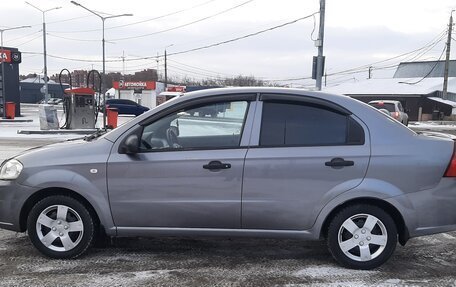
<box><xmin>242</xmin><ymin>94</ymin><xmax>370</xmax><ymax>230</ymax></box>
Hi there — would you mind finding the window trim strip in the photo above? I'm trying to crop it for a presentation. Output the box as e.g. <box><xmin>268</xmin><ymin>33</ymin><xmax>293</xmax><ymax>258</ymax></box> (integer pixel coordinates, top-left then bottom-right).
<box><xmin>259</xmin><ymin>93</ymin><xmax>352</xmax><ymax>116</ymax></box>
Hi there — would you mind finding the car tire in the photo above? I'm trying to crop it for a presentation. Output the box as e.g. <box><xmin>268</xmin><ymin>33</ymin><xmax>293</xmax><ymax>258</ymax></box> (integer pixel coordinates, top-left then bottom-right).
<box><xmin>327</xmin><ymin>204</ymin><xmax>397</xmax><ymax>270</ymax></box>
<box><xmin>27</xmin><ymin>195</ymin><xmax>96</xmax><ymax>259</ymax></box>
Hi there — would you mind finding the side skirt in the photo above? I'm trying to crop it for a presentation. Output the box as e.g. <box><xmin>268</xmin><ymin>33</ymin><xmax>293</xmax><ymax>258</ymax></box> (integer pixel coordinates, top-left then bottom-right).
<box><xmin>116</xmin><ymin>227</ymin><xmax>317</xmax><ymax>240</ymax></box>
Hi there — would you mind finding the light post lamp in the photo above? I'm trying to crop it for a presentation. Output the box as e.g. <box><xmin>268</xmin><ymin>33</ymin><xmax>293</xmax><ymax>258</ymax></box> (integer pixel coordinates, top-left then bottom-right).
<box><xmin>0</xmin><ymin>25</ymin><xmax>31</xmax><ymax>118</ymax></box>
<box><xmin>25</xmin><ymin>2</ymin><xmax>61</xmax><ymax>104</ymax></box>
<box><xmin>70</xmin><ymin>1</ymin><xmax>132</xmax><ymax>129</ymax></box>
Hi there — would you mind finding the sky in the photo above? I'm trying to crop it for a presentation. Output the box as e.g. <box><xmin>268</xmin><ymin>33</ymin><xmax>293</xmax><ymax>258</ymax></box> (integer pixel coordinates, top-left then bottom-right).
<box><xmin>1</xmin><ymin>0</ymin><xmax>455</xmax><ymax>88</ymax></box>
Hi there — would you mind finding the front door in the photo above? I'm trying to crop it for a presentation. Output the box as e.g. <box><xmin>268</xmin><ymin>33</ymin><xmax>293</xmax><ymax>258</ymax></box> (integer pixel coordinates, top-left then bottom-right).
<box><xmin>107</xmin><ymin>98</ymin><xmax>252</xmax><ymax>229</ymax></box>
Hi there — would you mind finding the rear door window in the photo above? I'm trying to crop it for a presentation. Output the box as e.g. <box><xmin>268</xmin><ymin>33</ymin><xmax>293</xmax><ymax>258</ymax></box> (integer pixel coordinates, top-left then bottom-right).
<box><xmin>260</xmin><ymin>101</ymin><xmax>364</xmax><ymax>146</ymax></box>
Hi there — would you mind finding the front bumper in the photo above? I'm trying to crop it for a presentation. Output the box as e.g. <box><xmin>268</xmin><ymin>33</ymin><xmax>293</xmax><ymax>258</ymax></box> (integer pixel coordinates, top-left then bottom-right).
<box><xmin>0</xmin><ymin>180</ymin><xmax>38</xmax><ymax>232</ymax></box>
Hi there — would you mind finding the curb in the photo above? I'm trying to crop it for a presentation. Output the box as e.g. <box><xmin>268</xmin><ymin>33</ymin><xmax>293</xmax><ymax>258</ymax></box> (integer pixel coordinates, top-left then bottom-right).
<box><xmin>17</xmin><ymin>129</ymin><xmax>98</xmax><ymax>135</ymax></box>
<box><xmin>0</xmin><ymin>119</ymin><xmax>33</xmax><ymax>123</ymax></box>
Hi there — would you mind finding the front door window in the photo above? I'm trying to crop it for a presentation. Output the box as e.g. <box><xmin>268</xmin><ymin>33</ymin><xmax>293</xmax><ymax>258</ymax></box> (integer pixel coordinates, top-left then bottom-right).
<box><xmin>140</xmin><ymin>101</ymin><xmax>249</xmax><ymax>151</ymax></box>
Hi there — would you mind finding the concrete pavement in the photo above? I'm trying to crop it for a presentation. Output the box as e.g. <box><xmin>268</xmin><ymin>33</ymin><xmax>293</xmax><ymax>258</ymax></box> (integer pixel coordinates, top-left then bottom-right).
<box><xmin>1</xmin><ymin>106</ymin><xmax>456</xmax><ymax>286</ymax></box>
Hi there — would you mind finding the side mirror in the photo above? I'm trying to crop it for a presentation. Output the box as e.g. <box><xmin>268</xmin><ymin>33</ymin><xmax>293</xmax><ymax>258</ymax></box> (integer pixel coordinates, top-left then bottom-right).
<box><xmin>123</xmin><ymin>134</ymin><xmax>139</xmax><ymax>154</ymax></box>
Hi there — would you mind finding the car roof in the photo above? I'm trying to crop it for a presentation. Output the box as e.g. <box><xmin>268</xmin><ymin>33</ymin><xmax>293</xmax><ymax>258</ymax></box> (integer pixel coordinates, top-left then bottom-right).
<box><xmin>104</xmin><ymin>86</ymin><xmax>405</xmax><ymax>142</ymax></box>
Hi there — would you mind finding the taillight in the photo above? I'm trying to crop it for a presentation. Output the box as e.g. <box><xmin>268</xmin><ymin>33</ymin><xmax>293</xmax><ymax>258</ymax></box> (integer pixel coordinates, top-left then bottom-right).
<box><xmin>393</xmin><ymin>112</ymin><xmax>399</xmax><ymax>119</ymax></box>
<box><xmin>444</xmin><ymin>142</ymin><xmax>456</xmax><ymax>177</ymax></box>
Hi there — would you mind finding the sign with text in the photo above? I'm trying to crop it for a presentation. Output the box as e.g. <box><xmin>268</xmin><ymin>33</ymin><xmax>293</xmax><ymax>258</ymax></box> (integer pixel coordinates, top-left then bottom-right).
<box><xmin>166</xmin><ymin>86</ymin><xmax>186</xmax><ymax>92</ymax></box>
<box><xmin>0</xmin><ymin>50</ymin><xmax>21</xmax><ymax>64</ymax></box>
<box><xmin>0</xmin><ymin>50</ymin><xmax>11</xmax><ymax>63</ymax></box>
<box><xmin>113</xmin><ymin>81</ymin><xmax>156</xmax><ymax>90</ymax></box>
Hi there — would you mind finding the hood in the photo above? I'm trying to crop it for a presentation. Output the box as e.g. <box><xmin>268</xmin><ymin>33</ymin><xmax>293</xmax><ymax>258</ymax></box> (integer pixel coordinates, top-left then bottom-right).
<box><xmin>14</xmin><ymin>138</ymin><xmax>114</xmax><ymax>169</ymax></box>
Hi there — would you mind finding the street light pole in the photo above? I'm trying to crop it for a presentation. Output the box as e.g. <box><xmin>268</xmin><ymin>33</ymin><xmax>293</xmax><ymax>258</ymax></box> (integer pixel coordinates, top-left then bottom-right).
<box><xmin>0</xmin><ymin>25</ymin><xmax>31</xmax><ymax>118</ymax></box>
<box><xmin>70</xmin><ymin>0</ymin><xmax>132</xmax><ymax>129</ymax></box>
<box><xmin>25</xmin><ymin>2</ymin><xmax>61</xmax><ymax>104</ymax></box>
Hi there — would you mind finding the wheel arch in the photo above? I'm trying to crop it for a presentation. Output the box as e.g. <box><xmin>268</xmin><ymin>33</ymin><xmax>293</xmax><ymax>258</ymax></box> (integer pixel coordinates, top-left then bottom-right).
<box><xmin>320</xmin><ymin>197</ymin><xmax>409</xmax><ymax>245</ymax></box>
<box><xmin>19</xmin><ymin>187</ymin><xmax>102</xmax><ymax>233</ymax></box>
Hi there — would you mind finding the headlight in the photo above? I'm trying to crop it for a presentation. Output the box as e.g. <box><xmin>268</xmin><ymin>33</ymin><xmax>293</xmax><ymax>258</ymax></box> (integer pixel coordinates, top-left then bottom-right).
<box><xmin>0</xmin><ymin>159</ymin><xmax>23</xmax><ymax>180</ymax></box>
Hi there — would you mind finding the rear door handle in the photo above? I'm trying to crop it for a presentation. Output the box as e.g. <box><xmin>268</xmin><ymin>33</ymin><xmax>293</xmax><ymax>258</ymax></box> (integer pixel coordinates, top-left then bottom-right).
<box><xmin>325</xmin><ymin>158</ymin><xmax>354</xmax><ymax>168</ymax></box>
<box><xmin>203</xmin><ymin>160</ymin><xmax>231</xmax><ymax>171</ymax></box>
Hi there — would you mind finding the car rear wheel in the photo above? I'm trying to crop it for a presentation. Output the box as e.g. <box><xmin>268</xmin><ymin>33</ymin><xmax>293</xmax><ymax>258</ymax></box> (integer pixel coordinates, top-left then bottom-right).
<box><xmin>27</xmin><ymin>195</ymin><xmax>96</xmax><ymax>259</ymax></box>
<box><xmin>327</xmin><ymin>204</ymin><xmax>397</xmax><ymax>270</ymax></box>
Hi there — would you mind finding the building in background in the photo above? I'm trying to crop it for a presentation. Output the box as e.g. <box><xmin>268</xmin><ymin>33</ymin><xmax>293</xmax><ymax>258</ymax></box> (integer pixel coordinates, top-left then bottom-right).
<box><xmin>20</xmin><ymin>76</ymin><xmax>69</xmax><ymax>103</ymax></box>
<box><xmin>324</xmin><ymin>60</ymin><xmax>456</xmax><ymax>121</ymax></box>
<box><xmin>112</xmin><ymin>80</ymin><xmax>165</xmax><ymax>108</ymax></box>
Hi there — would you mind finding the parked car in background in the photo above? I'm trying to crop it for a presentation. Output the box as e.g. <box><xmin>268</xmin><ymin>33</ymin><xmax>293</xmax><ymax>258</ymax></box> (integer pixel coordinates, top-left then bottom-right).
<box><xmin>368</xmin><ymin>100</ymin><xmax>409</xmax><ymax>125</ymax></box>
<box><xmin>2</xmin><ymin>87</ymin><xmax>456</xmax><ymax>270</ymax></box>
<box><xmin>104</xmin><ymin>99</ymin><xmax>149</xmax><ymax>116</ymax></box>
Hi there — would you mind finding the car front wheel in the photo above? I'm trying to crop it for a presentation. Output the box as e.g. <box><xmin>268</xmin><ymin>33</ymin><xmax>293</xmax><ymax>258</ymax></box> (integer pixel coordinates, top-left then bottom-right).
<box><xmin>327</xmin><ymin>204</ymin><xmax>397</xmax><ymax>270</ymax></box>
<box><xmin>27</xmin><ymin>195</ymin><xmax>96</xmax><ymax>259</ymax></box>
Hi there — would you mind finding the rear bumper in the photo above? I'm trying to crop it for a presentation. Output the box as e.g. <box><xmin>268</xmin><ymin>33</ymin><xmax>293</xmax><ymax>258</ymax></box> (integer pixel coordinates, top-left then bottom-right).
<box><xmin>386</xmin><ymin>178</ymin><xmax>456</xmax><ymax>238</ymax></box>
<box><xmin>0</xmin><ymin>180</ymin><xmax>38</xmax><ymax>232</ymax></box>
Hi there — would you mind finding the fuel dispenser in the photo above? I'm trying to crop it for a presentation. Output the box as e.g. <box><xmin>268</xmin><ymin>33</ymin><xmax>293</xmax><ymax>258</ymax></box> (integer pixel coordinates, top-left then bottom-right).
<box><xmin>64</xmin><ymin>88</ymin><xmax>96</xmax><ymax>129</ymax></box>
<box><xmin>59</xmin><ymin>69</ymin><xmax>101</xmax><ymax>129</ymax></box>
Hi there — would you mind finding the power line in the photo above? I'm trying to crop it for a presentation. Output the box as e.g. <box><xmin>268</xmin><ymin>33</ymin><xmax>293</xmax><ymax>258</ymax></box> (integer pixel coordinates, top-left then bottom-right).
<box><xmin>47</xmin><ymin>33</ymin><xmax>99</xmax><ymax>42</ymax></box>
<box><xmin>325</xmin><ymin>29</ymin><xmax>447</xmax><ymax>77</ymax></box>
<box><xmin>168</xmin><ymin>59</ymin><xmax>235</xmax><ymax>77</ymax></box>
<box><xmin>22</xmin><ymin>12</ymin><xmax>318</xmax><ymax>63</ymax></box>
<box><xmin>111</xmin><ymin>0</ymin><xmax>254</xmax><ymax>41</ymax></box>
<box><xmin>47</xmin><ymin>0</ymin><xmax>217</xmax><ymax>34</ymax></box>
<box><xmin>29</xmin><ymin>15</ymin><xmax>94</xmax><ymax>28</ymax></box>
<box><xmin>269</xmin><ymin>30</ymin><xmax>447</xmax><ymax>83</ymax></box>
<box><xmin>7</xmin><ymin>30</ymin><xmax>41</xmax><ymax>44</ymax></box>
<box><xmin>167</xmin><ymin>13</ymin><xmax>318</xmax><ymax>57</ymax></box>
<box><xmin>399</xmin><ymin>44</ymin><xmax>447</xmax><ymax>85</ymax></box>
<box><xmin>167</xmin><ymin>64</ymin><xmax>224</xmax><ymax>78</ymax></box>
<box><xmin>15</xmin><ymin>34</ymin><xmax>42</xmax><ymax>47</ymax></box>
<box><xmin>44</xmin><ymin>0</ymin><xmax>253</xmax><ymax>42</ymax></box>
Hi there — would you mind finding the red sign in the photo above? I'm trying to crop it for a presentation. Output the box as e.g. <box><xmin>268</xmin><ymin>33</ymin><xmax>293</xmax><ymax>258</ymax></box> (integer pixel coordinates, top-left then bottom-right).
<box><xmin>0</xmin><ymin>50</ymin><xmax>11</xmax><ymax>63</ymax></box>
<box><xmin>167</xmin><ymin>86</ymin><xmax>186</xmax><ymax>92</ymax></box>
<box><xmin>112</xmin><ymin>81</ymin><xmax>156</xmax><ymax>90</ymax></box>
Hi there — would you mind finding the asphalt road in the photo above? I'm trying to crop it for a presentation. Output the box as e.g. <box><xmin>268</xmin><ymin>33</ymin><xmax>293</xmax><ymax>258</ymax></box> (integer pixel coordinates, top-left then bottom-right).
<box><xmin>1</xmin><ymin>138</ymin><xmax>456</xmax><ymax>286</ymax></box>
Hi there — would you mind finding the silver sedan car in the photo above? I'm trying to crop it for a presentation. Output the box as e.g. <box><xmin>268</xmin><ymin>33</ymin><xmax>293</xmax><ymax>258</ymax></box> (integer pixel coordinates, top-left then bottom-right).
<box><xmin>1</xmin><ymin>87</ymin><xmax>456</xmax><ymax>270</ymax></box>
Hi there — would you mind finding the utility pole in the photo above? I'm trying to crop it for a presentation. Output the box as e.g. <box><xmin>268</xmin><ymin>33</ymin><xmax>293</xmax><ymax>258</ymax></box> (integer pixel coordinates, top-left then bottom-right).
<box><xmin>164</xmin><ymin>44</ymin><xmax>173</xmax><ymax>88</ymax></box>
<box><xmin>315</xmin><ymin>0</ymin><xmax>326</xmax><ymax>90</ymax></box>
<box><xmin>443</xmin><ymin>10</ymin><xmax>454</xmax><ymax>100</ymax></box>
<box><xmin>121</xmin><ymin>50</ymin><xmax>126</xmax><ymax>76</ymax></box>
<box><xmin>156</xmin><ymin>52</ymin><xmax>160</xmax><ymax>75</ymax></box>
<box><xmin>164</xmin><ymin>49</ymin><xmax>168</xmax><ymax>88</ymax></box>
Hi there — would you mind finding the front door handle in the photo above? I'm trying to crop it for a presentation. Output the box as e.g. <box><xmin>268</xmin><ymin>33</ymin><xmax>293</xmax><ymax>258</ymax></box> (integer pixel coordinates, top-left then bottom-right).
<box><xmin>203</xmin><ymin>160</ymin><xmax>231</xmax><ymax>171</ymax></box>
<box><xmin>325</xmin><ymin>158</ymin><xmax>354</xmax><ymax>168</ymax></box>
